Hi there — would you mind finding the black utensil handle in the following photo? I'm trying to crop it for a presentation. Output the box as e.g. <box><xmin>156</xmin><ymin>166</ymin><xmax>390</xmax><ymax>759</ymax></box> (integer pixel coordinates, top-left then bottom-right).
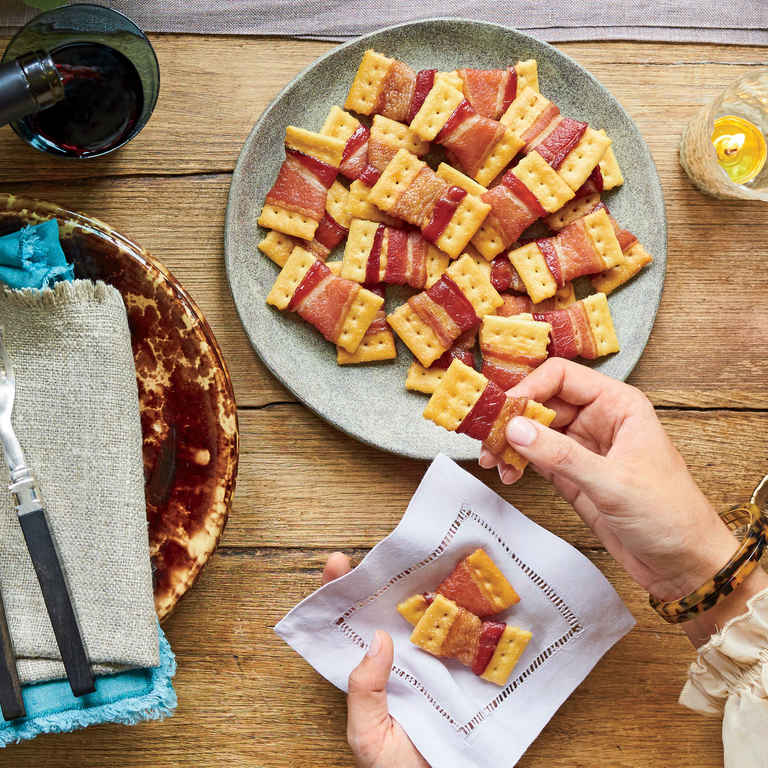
<box><xmin>0</xmin><ymin>592</ymin><xmax>24</xmax><ymax>720</ymax></box>
<box><xmin>18</xmin><ymin>509</ymin><xmax>95</xmax><ymax>697</ymax></box>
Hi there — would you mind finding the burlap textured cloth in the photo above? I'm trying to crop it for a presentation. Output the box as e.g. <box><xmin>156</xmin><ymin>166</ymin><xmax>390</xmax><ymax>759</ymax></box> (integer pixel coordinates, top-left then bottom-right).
<box><xmin>0</xmin><ymin>280</ymin><xmax>158</xmax><ymax>684</ymax></box>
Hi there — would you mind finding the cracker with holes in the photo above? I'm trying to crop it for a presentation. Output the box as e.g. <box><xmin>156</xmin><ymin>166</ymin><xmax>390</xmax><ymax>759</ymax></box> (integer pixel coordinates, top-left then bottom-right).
<box><xmin>423</xmin><ymin>358</ymin><xmax>556</xmax><ymax>471</ymax></box>
<box><xmin>497</xmin><ymin>284</ymin><xmax>576</xmax><ymax>316</ymax></box>
<box><xmin>405</xmin><ymin>329</ymin><xmax>477</xmax><ymax>394</ymax></box>
<box><xmin>480</xmin><ymin>314</ymin><xmax>551</xmax><ymax>390</ymax></box>
<box><xmin>259</xmin><ymin>126</ymin><xmax>345</xmax><ymax>240</ymax></box>
<box><xmin>410</xmin><ymin>79</ymin><xmax>523</xmax><ymax>185</ymax></box>
<box><xmin>402</xmin><ymin>592</ymin><xmax>532</xmax><ymax>686</ymax></box>
<box><xmin>259</xmin><ymin>180</ymin><xmax>351</xmax><ymax>266</ymax></box>
<box><xmin>508</xmin><ymin>207</ymin><xmax>624</xmax><ymax>303</ymax></box>
<box><xmin>369</xmin><ymin>149</ymin><xmax>491</xmax><ymax>258</ymax></box>
<box><xmin>342</xmin><ymin>219</ymin><xmax>449</xmax><ymax>289</ymax></box>
<box><xmin>267</xmin><ymin>246</ymin><xmax>384</xmax><ymax>354</ymax></box>
<box><xmin>346</xmin><ymin>180</ymin><xmax>400</xmax><ymax>226</ymax></box>
<box><xmin>336</xmin><ymin>283</ymin><xmax>397</xmax><ymax>364</ymax></box>
<box><xmin>388</xmin><ymin>254</ymin><xmax>502</xmax><ymax>367</ymax></box>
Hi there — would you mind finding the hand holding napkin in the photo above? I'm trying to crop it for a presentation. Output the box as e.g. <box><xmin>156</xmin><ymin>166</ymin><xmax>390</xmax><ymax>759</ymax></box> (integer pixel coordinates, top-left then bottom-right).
<box><xmin>276</xmin><ymin>455</ymin><xmax>635</xmax><ymax>768</ymax></box>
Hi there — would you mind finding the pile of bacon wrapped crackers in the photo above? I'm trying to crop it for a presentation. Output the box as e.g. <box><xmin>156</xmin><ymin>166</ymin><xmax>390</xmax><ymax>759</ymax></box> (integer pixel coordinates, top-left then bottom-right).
<box><xmin>259</xmin><ymin>50</ymin><xmax>653</xmax><ymax>475</ymax></box>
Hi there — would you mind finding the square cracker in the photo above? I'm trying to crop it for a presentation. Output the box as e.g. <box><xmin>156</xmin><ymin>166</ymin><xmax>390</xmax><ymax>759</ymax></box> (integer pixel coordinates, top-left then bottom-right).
<box><xmin>463</xmin><ymin>246</ymin><xmax>492</xmax><ymax>279</ymax></box>
<box><xmin>342</xmin><ymin>219</ymin><xmax>379</xmax><ymax>283</ymax></box>
<box><xmin>371</xmin><ymin>114</ymin><xmax>429</xmax><ymax>157</ymax></box>
<box><xmin>368</xmin><ymin>149</ymin><xmax>425</xmax><ymax>214</ymax></box>
<box><xmin>480</xmin><ymin>625</ymin><xmax>532</xmax><ymax>685</ymax></box>
<box><xmin>511</xmin><ymin>152</ymin><xmax>574</xmax><ymax>213</ymax></box>
<box><xmin>591</xmin><ymin>241</ymin><xmax>653</xmax><ymax>295</ymax></box>
<box><xmin>480</xmin><ymin>314</ymin><xmax>551</xmax><ymax>359</ymax></box>
<box><xmin>346</xmin><ymin>180</ymin><xmax>400</xmax><ymax>225</ymax></box>
<box><xmin>405</xmin><ymin>361</ymin><xmax>447</xmax><ymax>394</ymax></box>
<box><xmin>500</xmin><ymin>86</ymin><xmax>550</xmax><ymax>136</ymax></box>
<box><xmin>320</xmin><ymin>105</ymin><xmax>361</xmax><ymax>143</ymax></box>
<box><xmin>435</xmin><ymin>194</ymin><xmax>492</xmax><ymax>259</ymax></box>
<box><xmin>596</xmin><ymin>129</ymin><xmax>624</xmax><ymax>190</ymax></box>
<box><xmin>258</xmin><ymin>230</ymin><xmax>295</xmax><ymax>267</ymax></box>
<box><xmin>410</xmin><ymin>594</ymin><xmax>460</xmax><ymax>655</ymax></box>
<box><xmin>326</xmin><ymin>260</ymin><xmax>342</xmax><ymax>276</ymax></box>
<box><xmin>344</xmin><ymin>49</ymin><xmax>393</xmax><ymax>115</ymax></box>
<box><xmin>326</xmin><ymin>180</ymin><xmax>351</xmax><ymax>228</ymax></box>
<box><xmin>446</xmin><ymin>254</ymin><xmax>503</xmax><ymax>317</ymax></box>
<box><xmin>337</xmin><ymin>288</ymin><xmax>385</xmax><ymax>354</ymax></box>
<box><xmin>471</xmin><ymin>220</ymin><xmax>506</xmax><ymax>261</ymax></box>
<box><xmin>266</xmin><ymin>246</ymin><xmax>316</xmax><ymax>309</ymax></box>
<box><xmin>475</xmin><ymin>129</ymin><xmax>524</xmax><ymax>187</ymax></box>
<box><xmin>426</xmin><ymin>246</ymin><xmax>451</xmax><ymax>287</ymax></box>
<box><xmin>259</xmin><ymin>204</ymin><xmax>318</xmax><ymax>241</ymax></box>
<box><xmin>387</xmin><ymin>303</ymin><xmax>446</xmax><ymax>368</ymax></box>
<box><xmin>515</xmin><ymin>59</ymin><xmax>539</xmax><ymax>94</ymax></box>
<box><xmin>508</xmin><ymin>242</ymin><xmax>558</xmax><ymax>304</ymax></box>
<box><xmin>466</xmin><ymin>549</ymin><xmax>520</xmax><ymax>612</ymax></box>
<box><xmin>337</xmin><ymin>329</ymin><xmax>396</xmax><ymax>364</ymax></box>
<box><xmin>285</xmin><ymin>125</ymin><xmax>345</xmax><ymax>167</ymax></box>
<box><xmin>436</xmin><ymin>162</ymin><xmax>488</xmax><ymax>197</ymax></box>
<box><xmin>544</xmin><ymin>192</ymin><xmax>600</xmax><ymax>232</ymax></box>
<box><xmin>558</xmin><ymin>127</ymin><xmax>612</xmax><ymax>191</ymax></box>
<box><xmin>409</xmin><ymin>79</ymin><xmax>465</xmax><ymax>142</ymax></box>
<box><xmin>499</xmin><ymin>399</ymin><xmax>556</xmax><ymax>468</ymax></box>
<box><xmin>435</xmin><ymin>70</ymin><xmax>464</xmax><ymax>91</ymax></box>
<box><xmin>422</xmin><ymin>358</ymin><xmax>487</xmax><ymax>432</ymax></box>
<box><xmin>582</xmin><ymin>293</ymin><xmax>620</xmax><ymax>357</ymax></box>
<box><xmin>583</xmin><ymin>208</ymin><xmax>625</xmax><ymax>269</ymax></box>
<box><xmin>397</xmin><ymin>594</ymin><xmax>430</xmax><ymax>626</ymax></box>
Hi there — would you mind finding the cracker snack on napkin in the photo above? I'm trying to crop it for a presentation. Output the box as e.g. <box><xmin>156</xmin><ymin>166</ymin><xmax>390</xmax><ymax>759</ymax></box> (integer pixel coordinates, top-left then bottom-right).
<box><xmin>0</xmin><ymin>280</ymin><xmax>158</xmax><ymax>684</ymax></box>
<box><xmin>276</xmin><ymin>455</ymin><xmax>635</xmax><ymax>768</ymax></box>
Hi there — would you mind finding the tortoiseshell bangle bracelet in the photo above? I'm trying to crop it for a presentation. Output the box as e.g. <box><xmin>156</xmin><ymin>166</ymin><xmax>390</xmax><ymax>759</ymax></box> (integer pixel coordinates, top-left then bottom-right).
<box><xmin>649</xmin><ymin>501</ymin><xmax>768</xmax><ymax>624</ymax></box>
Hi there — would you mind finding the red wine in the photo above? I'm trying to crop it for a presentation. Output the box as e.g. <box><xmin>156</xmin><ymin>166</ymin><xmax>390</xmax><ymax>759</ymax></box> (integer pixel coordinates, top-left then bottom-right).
<box><xmin>22</xmin><ymin>42</ymin><xmax>143</xmax><ymax>157</ymax></box>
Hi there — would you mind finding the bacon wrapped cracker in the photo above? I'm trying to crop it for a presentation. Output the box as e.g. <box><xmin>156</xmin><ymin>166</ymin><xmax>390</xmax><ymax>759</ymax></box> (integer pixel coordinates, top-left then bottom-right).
<box><xmin>400</xmin><ymin>593</ymin><xmax>532</xmax><ymax>686</ymax></box>
<box><xmin>480</xmin><ymin>313</ymin><xmax>551</xmax><ymax>389</ymax></box>
<box><xmin>409</xmin><ymin>79</ymin><xmax>524</xmax><ymax>186</ymax></box>
<box><xmin>259</xmin><ymin>181</ymin><xmax>351</xmax><ymax>266</ymax></box>
<box><xmin>267</xmin><ymin>246</ymin><xmax>384</xmax><ymax>354</ymax></box>
<box><xmin>423</xmin><ymin>358</ymin><xmax>556</xmax><ymax>470</ymax></box>
<box><xmin>388</xmin><ymin>254</ymin><xmax>502</xmax><ymax>368</ymax></box>
<box><xmin>342</xmin><ymin>219</ymin><xmax>449</xmax><ymax>289</ymax></box>
<box><xmin>497</xmin><ymin>284</ymin><xmax>576</xmax><ymax>315</ymax></box>
<box><xmin>369</xmin><ymin>149</ymin><xmax>491</xmax><ymax>258</ymax></box>
<box><xmin>533</xmin><ymin>292</ymin><xmax>619</xmax><ymax>360</ymax></box>
<box><xmin>501</xmin><ymin>87</ymin><xmax>611</xmax><ymax>193</ymax></box>
<box><xmin>453</xmin><ymin>60</ymin><xmax>539</xmax><ymax>120</ymax></box>
<box><xmin>405</xmin><ymin>329</ymin><xmax>476</xmax><ymax>394</ymax></box>
<box><xmin>259</xmin><ymin>126</ymin><xmax>346</xmax><ymax>240</ymax></box>
<box><xmin>507</xmin><ymin>208</ymin><xmax>624</xmax><ymax>303</ymax></box>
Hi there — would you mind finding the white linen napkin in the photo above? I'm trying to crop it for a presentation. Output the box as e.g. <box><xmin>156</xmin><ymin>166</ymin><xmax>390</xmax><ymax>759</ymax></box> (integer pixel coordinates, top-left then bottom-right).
<box><xmin>276</xmin><ymin>454</ymin><xmax>635</xmax><ymax>767</ymax></box>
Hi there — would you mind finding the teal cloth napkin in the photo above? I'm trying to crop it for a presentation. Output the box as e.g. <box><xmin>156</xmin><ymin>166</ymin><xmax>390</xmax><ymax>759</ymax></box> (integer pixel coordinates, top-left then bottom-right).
<box><xmin>0</xmin><ymin>220</ymin><xmax>74</xmax><ymax>289</ymax></box>
<box><xmin>0</xmin><ymin>220</ymin><xmax>177</xmax><ymax>744</ymax></box>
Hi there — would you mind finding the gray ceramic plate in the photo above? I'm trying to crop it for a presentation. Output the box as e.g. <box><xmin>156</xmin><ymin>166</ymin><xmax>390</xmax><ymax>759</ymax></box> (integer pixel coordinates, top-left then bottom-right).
<box><xmin>225</xmin><ymin>18</ymin><xmax>667</xmax><ymax>461</ymax></box>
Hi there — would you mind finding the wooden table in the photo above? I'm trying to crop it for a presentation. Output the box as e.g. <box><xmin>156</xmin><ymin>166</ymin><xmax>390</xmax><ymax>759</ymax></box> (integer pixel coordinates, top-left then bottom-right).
<box><xmin>0</xmin><ymin>33</ymin><xmax>766</xmax><ymax>768</ymax></box>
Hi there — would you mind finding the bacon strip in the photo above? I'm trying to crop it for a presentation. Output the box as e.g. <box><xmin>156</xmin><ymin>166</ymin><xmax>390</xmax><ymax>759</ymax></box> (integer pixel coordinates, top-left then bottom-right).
<box><xmin>426</xmin><ymin>274</ymin><xmax>479</xmax><ymax>332</ymax></box>
<box><xmin>458</xmin><ymin>67</ymin><xmax>519</xmax><ymax>120</ymax></box>
<box><xmin>313</xmin><ymin>212</ymin><xmax>348</xmax><ymax>253</ymax></box>
<box><xmin>535</xmin><ymin>117</ymin><xmax>588</xmax><ymax>170</ymax></box>
<box><xmin>472</xmin><ymin>622</ymin><xmax>506</xmax><ymax>675</ymax></box>
<box><xmin>366</xmin><ymin>225</ymin><xmax>385</xmax><ymax>284</ymax></box>
<box><xmin>266</xmin><ymin>150</ymin><xmax>336</xmax><ymax>221</ymax></box>
<box><xmin>457</xmin><ymin>380</ymin><xmax>507</xmax><ymax>440</ymax></box>
<box><xmin>534</xmin><ymin>302</ymin><xmax>597</xmax><ymax>359</ymax></box>
<box><xmin>374</xmin><ymin>60</ymin><xmax>416</xmax><ymax>122</ymax></box>
<box><xmin>340</xmin><ymin>124</ymin><xmax>371</xmax><ymax>181</ymax></box>
<box><xmin>431</xmin><ymin>347</ymin><xmax>475</xmax><ymax>370</ymax></box>
<box><xmin>422</xmin><ymin>186</ymin><xmax>467</xmax><ymax>243</ymax></box>
<box><xmin>288</xmin><ymin>261</ymin><xmax>330</xmax><ymax>311</ymax></box>
<box><xmin>437</xmin><ymin>100</ymin><xmax>506</xmax><ymax>178</ymax></box>
<box><xmin>409</xmin><ymin>292</ymin><xmax>460</xmax><ymax>349</ymax></box>
<box><xmin>407</xmin><ymin>69</ymin><xmax>437</xmax><ymax>123</ymax></box>
<box><xmin>521</xmin><ymin>103</ymin><xmax>560</xmax><ymax>148</ymax></box>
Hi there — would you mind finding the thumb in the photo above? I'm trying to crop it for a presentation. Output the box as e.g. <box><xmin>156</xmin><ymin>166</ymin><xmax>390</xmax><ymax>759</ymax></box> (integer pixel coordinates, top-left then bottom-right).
<box><xmin>505</xmin><ymin>416</ymin><xmax>609</xmax><ymax>496</ymax></box>
<box><xmin>347</xmin><ymin>630</ymin><xmax>393</xmax><ymax>749</ymax></box>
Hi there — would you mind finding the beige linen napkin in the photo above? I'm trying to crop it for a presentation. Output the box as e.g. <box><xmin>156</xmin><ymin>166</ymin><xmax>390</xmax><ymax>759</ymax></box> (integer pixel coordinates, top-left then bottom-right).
<box><xmin>0</xmin><ymin>280</ymin><xmax>158</xmax><ymax>684</ymax></box>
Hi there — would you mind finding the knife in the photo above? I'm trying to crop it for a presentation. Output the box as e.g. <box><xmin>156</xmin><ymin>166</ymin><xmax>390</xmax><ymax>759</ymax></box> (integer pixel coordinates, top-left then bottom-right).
<box><xmin>0</xmin><ymin>328</ymin><xmax>95</xmax><ymax>698</ymax></box>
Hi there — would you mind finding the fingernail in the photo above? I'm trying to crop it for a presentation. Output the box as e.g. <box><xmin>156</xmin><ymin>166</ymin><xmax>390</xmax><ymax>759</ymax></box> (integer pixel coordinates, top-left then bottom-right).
<box><xmin>506</xmin><ymin>417</ymin><xmax>537</xmax><ymax>446</ymax></box>
<box><xmin>366</xmin><ymin>631</ymin><xmax>382</xmax><ymax>658</ymax></box>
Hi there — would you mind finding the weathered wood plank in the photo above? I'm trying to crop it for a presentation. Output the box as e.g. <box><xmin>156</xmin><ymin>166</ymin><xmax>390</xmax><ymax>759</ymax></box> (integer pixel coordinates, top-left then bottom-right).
<box><xmin>0</xmin><ymin>548</ymin><xmax>722</xmax><ymax>768</ymax></box>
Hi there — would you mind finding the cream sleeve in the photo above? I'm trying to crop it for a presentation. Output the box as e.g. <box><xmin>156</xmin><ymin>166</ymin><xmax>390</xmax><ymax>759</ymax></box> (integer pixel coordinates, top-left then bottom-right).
<box><xmin>679</xmin><ymin>587</ymin><xmax>768</xmax><ymax>768</ymax></box>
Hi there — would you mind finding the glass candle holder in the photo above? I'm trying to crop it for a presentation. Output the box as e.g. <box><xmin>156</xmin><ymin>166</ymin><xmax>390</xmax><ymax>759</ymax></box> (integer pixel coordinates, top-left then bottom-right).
<box><xmin>2</xmin><ymin>3</ymin><xmax>159</xmax><ymax>159</ymax></box>
<box><xmin>679</xmin><ymin>70</ymin><xmax>768</xmax><ymax>202</ymax></box>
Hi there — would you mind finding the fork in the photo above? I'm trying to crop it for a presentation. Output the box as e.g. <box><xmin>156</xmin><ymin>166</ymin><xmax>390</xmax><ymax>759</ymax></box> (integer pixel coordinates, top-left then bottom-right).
<box><xmin>0</xmin><ymin>327</ymin><xmax>95</xmax><ymax>699</ymax></box>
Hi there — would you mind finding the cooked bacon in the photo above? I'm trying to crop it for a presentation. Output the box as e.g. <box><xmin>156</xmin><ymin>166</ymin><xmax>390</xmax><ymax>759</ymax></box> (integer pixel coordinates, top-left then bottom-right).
<box><xmin>391</xmin><ymin>166</ymin><xmax>447</xmax><ymax>228</ymax></box>
<box><xmin>361</xmin><ymin>225</ymin><xmax>432</xmax><ymax>288</ymax></box>
<box><xmin>436</xmin><ymin>100</ymin><xmax>507</xmax><ymax>178</ymax></box>
<box><xmin>457</xmin><ymin>380</ymin><xmax>507</xmax><ymax>440</ymax></box>
<box><xmin>490</xmin><ymin>257</ymin><xmax>528</xmax><ymax>294</ymax></box>
<box><xmin>431</xmin><ymin>346</ymin><xmax>476</xmax><ymax>370</ymax></box>
<box><xmin>472</xmin><ymin>622</ymin><xmax>507</xmax><ymax>675</ymax></box>
<box><xmin>409</xmin><ymin>292</ymin><xmax>461</xmax><ymax>349</ymax></box>
<box><xmin>536</xmin><ymin>237</ymin><xmax>563</xmax><ymax>286</ymax></box>
<box><xmin>592</xmin><ymin>203</ymin><xmax>638</xmax><ymax>251</ymax></box>
<box><xmin>482</xmin><ymin>357</ymin><xmax>541</xmax><ymax>389</ymax></box>
<box><xmin>426</xmin><ymin>274</ymin><xmax>479</xmax><ymax>332</ymax></box>
<box><xmin>534</xmin><ymin>302</ymin><xmax>597</xmax><ymax>359</ymax></box>
<box><xmin>366</xmin><ymin>225</ymin><xmax>386</xmax><ymax>284</ymax></box>
<box><xmin>375</xmin><ymin>60</ymin><xmax>416</xmax><ymax>122</ymax></box>
<box><xmin>422</xmin><ymin>186</ymin><xmax>467</xmax><ymax>243</ymax></box>
<box><xmin>340</xmin><ymin>124</ymin><xmax>371</xmax><ymax>181</ymax></box>
<box><xmin>265</xmin><ymin>150</ymin><xmax>333</xmax><ymax>221</ymax></box>
<box><xmin>574</xmin><ymin>166</ymin><xmax>604</xmax><ymax>199</ymax></box>
<box><xmin>521</xmin><ymin>103</ymin><xmax>560</xmax><ymax>148</ymax></box>
<box><xmin>458</xmin><ymin>67</ymin><xmax>519</xmax><ymax>120</ymax></box>
<box><xmin>554</xmin><ymin>218</ymin><xmax>604</xmax><ymax>283</ymax></box>
<box><xmin>407</xmin><ymin>230</ymin><xmax>428</xmax><ymax>287</ymax></box>
<box><xmin>407</xmin><ymin>69</ymin><xmax>437</xmax><ymax>123</ymax></box>
<box><xmin>484</xmin><ymin>395</ymin><xmax>528</xmax><ymax>455</ymax></box>
<box><xmin>534</xmin><ymin>118</ymin><xmax>588</xmax><ymax>170</ymax></box>
<box><xmin>498</xmin><ymin>291</ymin><xmax>571</xmax><ymax>315</ymax></box>
<box><xmin>313</xmin><ymin>212</ymin><xmax>348</xmax><ymax>253</ymax></box>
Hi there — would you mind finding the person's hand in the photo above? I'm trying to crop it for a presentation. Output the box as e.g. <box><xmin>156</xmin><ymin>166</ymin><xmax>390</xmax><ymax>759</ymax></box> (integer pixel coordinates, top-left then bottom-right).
<box><xmin>322</xmin><ymin>553</ymin><xmax>429</xmax><ymax>768</ymax></box>
<box><xmin>478</xmin><ymin>358</ymin><xmax>768</xmax><ymax>644</ymax></box>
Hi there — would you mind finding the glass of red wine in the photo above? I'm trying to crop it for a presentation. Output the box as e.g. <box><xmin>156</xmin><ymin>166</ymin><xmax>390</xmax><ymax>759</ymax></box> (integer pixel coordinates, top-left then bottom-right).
<box><xmin>2</xmin><ymin>3</ymin><xmax>159</xmax><ymax>159</ymax></box>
